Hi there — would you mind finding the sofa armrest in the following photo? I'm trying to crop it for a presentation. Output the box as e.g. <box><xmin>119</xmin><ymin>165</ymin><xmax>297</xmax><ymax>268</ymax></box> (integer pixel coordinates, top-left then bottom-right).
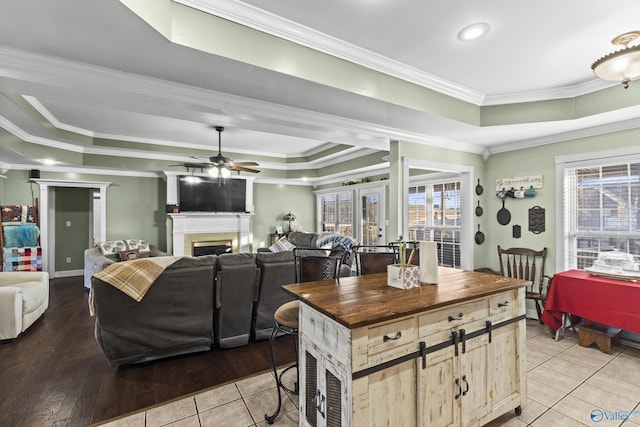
<box><xmin>0</xmin><ymin>287</ymin><xmax>22</xmax><ymax>340</ymax></box>
<box><xmin>149</xmin><ymin>245</ymin><xmax>169</xmax><ymax>257</ymax></box>
<box><xmin>0</xmin><ymin>272</ymin><xmax>48</xmax><ymax>286</ymax></box>
<box><xmin>84</xmin><ymin>248</ymin><xmax>116</xmax><ymax>289</ymax></box>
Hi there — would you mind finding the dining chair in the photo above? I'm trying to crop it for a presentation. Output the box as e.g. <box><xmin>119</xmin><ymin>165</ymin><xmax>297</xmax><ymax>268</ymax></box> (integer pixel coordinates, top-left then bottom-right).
<box><xmin>265</xmin><ymin>252</ymin><xmax>341</xmax><ymax>424</ymax></box>
<box><xmin>355</xmin><ymin>245</ymin><xmax>398</xmax><ymax>275</ymax></box>
<box><xmin>497</xmin><ymin>245</ymin><xmax>550</xmax><ymax>323</ymax></box>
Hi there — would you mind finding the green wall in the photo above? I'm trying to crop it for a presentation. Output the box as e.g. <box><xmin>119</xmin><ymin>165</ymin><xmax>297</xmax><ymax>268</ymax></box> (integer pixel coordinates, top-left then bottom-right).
<box><xmin>482</xmin><ymin>127</ymin><xmax>640</xmax><ymax>275</ymax></box>
<box><xmin>252</xmin><ymin>183</ymin><xmax>316</xmax><ymax>249</ymax></box>
<box><xmin>54</xmin><ymin>187</ymin><xmax>90</xmax><ymax>271</ymax></box>
<box><xmin>3</xmin><ymin>127</ymin><xmax>639</xmax><ymax>280</ymax></box>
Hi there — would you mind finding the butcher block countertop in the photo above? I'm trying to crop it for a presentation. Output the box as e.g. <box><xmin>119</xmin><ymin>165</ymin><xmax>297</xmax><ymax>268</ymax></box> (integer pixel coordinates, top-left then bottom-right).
<box><xmin>282</xmin><ymin>267</ymin><xmax>529</xmax><ymax>329</ymax></box>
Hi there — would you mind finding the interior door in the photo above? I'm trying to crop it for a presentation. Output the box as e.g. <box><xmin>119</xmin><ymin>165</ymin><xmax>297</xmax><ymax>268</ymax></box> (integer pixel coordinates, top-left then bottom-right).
<box><xmin>359</xmin><ymin>187</ymin><xmax>385</xmax><ymax>246</ymax></box>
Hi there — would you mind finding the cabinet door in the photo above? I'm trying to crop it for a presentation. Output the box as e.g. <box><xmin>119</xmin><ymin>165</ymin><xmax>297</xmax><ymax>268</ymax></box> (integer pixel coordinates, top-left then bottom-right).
<box><xmin>301</xmin><ymin>338</ymin><xmax>348</xmax><ymax>427</ymax></box>
<box><xmin>459</xmin><ymin>334</ymin><xmax>491</xmax><ymax>425</ymax></box>
<box><xmin>355</xmin><ymin>359</ymin><xmax>416</xmax><ymax>427</ymax></box>
<box><xmin>417</xmin><ymin>345</ymin><xmax>459</xmax><ymax>427</ymax></box>
<box><xmin>488</xmin><ymin>322</ymin><xmax>522</xmax><ymax>415</ymax></box>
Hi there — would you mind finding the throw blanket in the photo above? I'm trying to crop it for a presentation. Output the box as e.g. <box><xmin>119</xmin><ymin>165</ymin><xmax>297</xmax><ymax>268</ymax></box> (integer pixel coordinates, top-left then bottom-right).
<box><xmin>315</xmin><ymin>232</ymin><xmax>358</xmax><ymax>252</ymax></box>
<box><xmin>2</xmin><ymin>224</ymin><xmax>40</xmax><ymax>247</ymax></box>
<box><xmin>88</xmin><ymin>256</ymin><xmax>182</xmax><ymax>316</ymax></box>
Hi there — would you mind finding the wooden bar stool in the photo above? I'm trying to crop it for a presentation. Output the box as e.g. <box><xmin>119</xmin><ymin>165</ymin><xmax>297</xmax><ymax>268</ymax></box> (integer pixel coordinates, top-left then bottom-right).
<box><xmin>264</xmin><ymin>300</ymin><xmax>299</xmax><ymax>424</ymax></box>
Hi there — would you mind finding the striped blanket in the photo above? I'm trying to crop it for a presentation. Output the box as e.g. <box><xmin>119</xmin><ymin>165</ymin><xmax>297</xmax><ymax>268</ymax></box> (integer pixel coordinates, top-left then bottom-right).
<box><xmin>315</xmin><ymin>232</ymin><xmax>358</xmax><ymax>251</ymax></box>
<box><xmin>88</xmin><ymin>256</ymin><xmax>182</xmax><ymax>316</ymax></box>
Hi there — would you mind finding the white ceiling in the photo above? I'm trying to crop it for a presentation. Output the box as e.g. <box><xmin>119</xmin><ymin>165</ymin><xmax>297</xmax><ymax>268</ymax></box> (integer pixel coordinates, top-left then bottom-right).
<box><xmin>1</xmin><ymin>0</ymin><xmax>639</xmax><ymax>173</ymax></box>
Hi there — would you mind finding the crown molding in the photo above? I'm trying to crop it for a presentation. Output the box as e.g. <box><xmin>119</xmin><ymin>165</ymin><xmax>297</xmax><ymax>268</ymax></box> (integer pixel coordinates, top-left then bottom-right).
<box><xmin>487</xmin><ymin>115</ymin><xmax>640</xmax><ymax>156</ymax></box>
<box><xmin>177</xmin><ymin>0</ymin><xmax>485</xmax><ymax>105</ymax></box>
<box><xmin>179</xmin><ymin>0</ymin><xmax>609</xmax><ymax>107</ymax></box>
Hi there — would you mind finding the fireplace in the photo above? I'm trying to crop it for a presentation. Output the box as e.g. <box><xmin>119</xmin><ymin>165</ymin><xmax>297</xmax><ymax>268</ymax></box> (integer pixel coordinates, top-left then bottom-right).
<box><xmin>192</xmin><ymin>240</ymin><xmax>233</xmax><ymax>256</ymax></box>
<box><xmin>168</xmin><ymin>212</ymin><xmax>252</xmax><ymax>256</ymax></box>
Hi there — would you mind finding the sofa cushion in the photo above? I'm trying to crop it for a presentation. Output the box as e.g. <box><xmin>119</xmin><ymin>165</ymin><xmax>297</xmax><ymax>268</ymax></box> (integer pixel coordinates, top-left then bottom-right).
<box><xmin>268</xmin><ymin>236</ymin><xmax>295</xmax><ymax>252</ymax></box>
<box><xmin>256</xmin><ymin>250</ymin><xmax>295</xmax><ymax>264</ymax></box>
<box><xmin>217</xmin><ymin>252</ymin><xmax>256</xmax><ymax>266</ymax></box>
<box><xmin>287</xmin><ymin>231</ymin><xmax>316</xmax><ymax>248</ymax></box>
<box><xmin>18</xmin><ymin>281</ymin><xmax>47</xmax><ymax>314</ymax></box>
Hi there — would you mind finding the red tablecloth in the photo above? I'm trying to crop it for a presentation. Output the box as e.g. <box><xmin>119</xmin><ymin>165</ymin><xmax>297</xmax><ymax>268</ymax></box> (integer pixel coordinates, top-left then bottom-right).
<box><xmin>541</xmin><ymin>269</ymin><xmax>640</xmax><ymax>334</ymax></box>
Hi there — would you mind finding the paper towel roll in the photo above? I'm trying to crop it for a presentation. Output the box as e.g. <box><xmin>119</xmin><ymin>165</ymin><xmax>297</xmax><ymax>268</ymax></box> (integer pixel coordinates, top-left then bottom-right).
<box><xmin>419</xmin><ymin>241</ymin><xmax>439</xmax><ymax>284</ymax></box>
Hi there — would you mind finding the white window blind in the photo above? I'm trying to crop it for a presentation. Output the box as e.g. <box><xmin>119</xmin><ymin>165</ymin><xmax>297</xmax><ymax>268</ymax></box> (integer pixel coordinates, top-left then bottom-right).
<box><xmin>320</xmin><ymin>192</ymin><xmax>353</xmax><ymax>236</ymax></box>
<box><xmin>408</xmin><ymin>180</ymin><xmax>461</xmax><ymax>268</ymax></box>
<box><xmin>564</xmin><ymin>162</ymin><xmax>640</xmax><ymax>269</ymax></box>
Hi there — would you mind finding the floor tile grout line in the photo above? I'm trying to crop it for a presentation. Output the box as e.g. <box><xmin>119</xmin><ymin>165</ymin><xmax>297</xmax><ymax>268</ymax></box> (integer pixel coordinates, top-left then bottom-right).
<box><xmin>538</xmin><ymin>340</ymin><xmax>635</xmax><ymax>427</ymax></box>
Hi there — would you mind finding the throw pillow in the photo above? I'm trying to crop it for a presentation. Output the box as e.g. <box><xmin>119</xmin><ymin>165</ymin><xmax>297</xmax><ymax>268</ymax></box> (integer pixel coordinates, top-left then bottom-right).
<box><xmin>117</xmin><ymin>248</ymin><xmax>140</xmax><ymax>262</ymax></box>
<box><xmin>268</xmin><ymin>236</ymin><xmax>295</xmax><ymax>252</ymax></box>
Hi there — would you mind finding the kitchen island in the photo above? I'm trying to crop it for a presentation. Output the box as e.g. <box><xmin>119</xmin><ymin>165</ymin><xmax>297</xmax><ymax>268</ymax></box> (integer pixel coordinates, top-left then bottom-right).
<box><xmin>283</xmin><ymin>267</ymin><xmax>529</xmax><ymax>427</ymax></box>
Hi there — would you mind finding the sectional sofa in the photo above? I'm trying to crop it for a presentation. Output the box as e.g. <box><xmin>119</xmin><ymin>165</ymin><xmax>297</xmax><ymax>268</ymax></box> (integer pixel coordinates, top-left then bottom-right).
<box><xmin>87</xmin><ymin>232</ymin><xmax>357</xmax><ymax>366</ymax></box>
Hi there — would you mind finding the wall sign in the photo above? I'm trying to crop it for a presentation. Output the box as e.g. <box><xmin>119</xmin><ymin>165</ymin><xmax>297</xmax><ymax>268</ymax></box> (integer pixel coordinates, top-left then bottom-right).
<box><xmin>495</xmin><ymin>175</ymin><xmax>543</xmax><ymax>191</ymax></box>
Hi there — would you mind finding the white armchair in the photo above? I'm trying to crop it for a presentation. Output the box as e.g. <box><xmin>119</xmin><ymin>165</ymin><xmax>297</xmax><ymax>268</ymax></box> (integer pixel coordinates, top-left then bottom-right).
<box><xmin>0</xmin><ymin>272</ymin><xmax>49</xmax><ymax>340</ymax></box>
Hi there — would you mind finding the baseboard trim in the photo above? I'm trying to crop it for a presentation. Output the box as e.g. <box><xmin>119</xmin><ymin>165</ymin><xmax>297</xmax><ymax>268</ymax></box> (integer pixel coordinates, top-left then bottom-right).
<box><xmin>54</xmin><ymin>269</ymin><xmax>83</xmax><ymax>278</ymax></box>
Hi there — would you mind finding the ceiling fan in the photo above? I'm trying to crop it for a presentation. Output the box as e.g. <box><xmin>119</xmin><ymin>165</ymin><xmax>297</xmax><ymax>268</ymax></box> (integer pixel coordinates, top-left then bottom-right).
<box><xmin>183</xmin><ymin>126</ymin><xmax>260</xmax><ymax>177</ymax></box>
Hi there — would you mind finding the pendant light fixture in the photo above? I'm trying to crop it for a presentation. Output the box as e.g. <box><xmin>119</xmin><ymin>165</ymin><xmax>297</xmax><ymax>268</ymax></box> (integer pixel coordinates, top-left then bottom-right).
<box><xmin>592</xmin><ymin>31</ymin><xmax>640</xmax><ymax>89</ymax></box>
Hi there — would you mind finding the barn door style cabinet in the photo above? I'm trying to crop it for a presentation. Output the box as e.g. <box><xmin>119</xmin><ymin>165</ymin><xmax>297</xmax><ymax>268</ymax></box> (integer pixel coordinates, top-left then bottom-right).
<box><xmin>285</xmin><ymin>268</ymin><xmax>528</xmax><ymax>427</ymax></box>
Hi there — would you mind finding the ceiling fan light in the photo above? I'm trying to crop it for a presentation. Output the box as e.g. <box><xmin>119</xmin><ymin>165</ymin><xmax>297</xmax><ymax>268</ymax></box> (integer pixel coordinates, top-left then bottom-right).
<box><xmin>220</xmin><ymin>167</ymin><xmax>231</xmax><ymax>178</ymax></box>
<box><xmin>209</xmin><ymin>167</ymin><xmax>219</xmax><ymax>177</ymax></box>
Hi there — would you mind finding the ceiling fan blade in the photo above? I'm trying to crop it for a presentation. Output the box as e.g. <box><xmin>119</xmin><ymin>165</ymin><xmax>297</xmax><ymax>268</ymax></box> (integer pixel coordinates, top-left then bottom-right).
<box><xmin>231</xmin><ymin>161</ymin><xmax>260</xmax><ymax>167</ymax></box>
<box><xmin>229</xmin><ymin>165</ymin><xmax>261</xmax><ymax>173</ymax></box>
<box><xmin>182</xmin><ymin>162</ymin><xmax>212</xmax><ymax>169</ymax></box>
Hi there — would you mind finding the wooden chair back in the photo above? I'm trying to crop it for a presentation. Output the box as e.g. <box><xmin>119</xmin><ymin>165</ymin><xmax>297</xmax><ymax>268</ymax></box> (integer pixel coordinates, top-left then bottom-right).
<box><xmin>497</xmin><ymin>245</ymin><xmax>549</xmax><ymax>320</ymax></box>
<box><xmin>356</xmin><ymin>247</ymin><xmax>397</xmax><ymax>275</ymax></box>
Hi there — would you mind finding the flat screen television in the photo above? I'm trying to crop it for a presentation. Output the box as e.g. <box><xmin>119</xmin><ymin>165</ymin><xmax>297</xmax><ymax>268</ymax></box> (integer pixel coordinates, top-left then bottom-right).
<box><xmin>178</xmin><ymin>176</ymin><xmax>247</xmax><ymax>212</ymax></box>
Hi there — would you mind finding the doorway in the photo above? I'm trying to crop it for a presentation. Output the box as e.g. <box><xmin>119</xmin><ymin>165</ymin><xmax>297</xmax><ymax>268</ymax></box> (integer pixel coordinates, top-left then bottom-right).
<box><xmin>358</xmin><ymin>186</ymin><xmax>386</xmax><ymax>246</ymax></box>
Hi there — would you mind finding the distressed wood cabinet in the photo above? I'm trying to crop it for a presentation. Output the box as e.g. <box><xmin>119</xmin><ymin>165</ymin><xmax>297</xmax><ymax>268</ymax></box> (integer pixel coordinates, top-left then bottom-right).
<box><xmin>286</xmin><ymin>268</ymin><xmax>528</xmax><ymax>427</ymax></box>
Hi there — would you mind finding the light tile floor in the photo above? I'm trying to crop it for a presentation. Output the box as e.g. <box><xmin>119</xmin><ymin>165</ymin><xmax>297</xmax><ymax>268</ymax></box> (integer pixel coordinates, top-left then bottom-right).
<box><xmin>97</xmin><ymin>320</ymin><xmax>640</xmax><ymax>427</ymax></box>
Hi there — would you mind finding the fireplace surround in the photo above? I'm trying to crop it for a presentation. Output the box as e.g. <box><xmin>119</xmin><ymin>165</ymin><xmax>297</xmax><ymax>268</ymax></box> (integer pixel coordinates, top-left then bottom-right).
<box><xmin>168</xmin><ymin>213</ymin><xmax>252</xmax><ymax>256</ymax></box>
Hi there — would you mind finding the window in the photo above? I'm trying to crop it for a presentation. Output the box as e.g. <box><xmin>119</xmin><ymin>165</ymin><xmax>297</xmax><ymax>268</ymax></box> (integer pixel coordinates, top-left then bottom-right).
<box><xmin>564</xmin><ymin>162</ymin><xmax>640</xmax><ymax>269</ymax></box>
<box><xmin>320</xmin><ymin>192</ymin><xmax>353</xmax><ymax>236</ymax></box>
<box><xmin>408</xmin><ymin>181</ymin><xmax>461</xmax><ymax>268</ymax></box>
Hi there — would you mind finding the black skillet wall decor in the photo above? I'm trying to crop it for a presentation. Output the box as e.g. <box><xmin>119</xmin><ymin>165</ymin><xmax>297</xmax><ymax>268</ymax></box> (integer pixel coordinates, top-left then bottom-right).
<box><xmin>528</xmin><ymin>206</ymin><xmax>545</xmax><ymax>234</ymax></box>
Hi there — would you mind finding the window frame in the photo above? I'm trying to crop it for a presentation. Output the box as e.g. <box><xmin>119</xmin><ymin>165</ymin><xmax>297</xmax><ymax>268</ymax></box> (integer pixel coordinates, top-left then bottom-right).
<box><xmin>557</xmin><ymin>147</ymin><xmax>640</xmax><ymax>272</ymax></box>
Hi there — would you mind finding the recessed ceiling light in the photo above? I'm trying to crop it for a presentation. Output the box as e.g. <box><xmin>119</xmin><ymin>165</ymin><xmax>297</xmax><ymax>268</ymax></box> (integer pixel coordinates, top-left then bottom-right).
<box><xmin>457</xmin><ymin>23</ymin><xmax>490</xmax><ymax>42</ymax></box>
<box><xmin>40</xmin><ymin>159</ymin><xmax>57</xmax><ymax>165</ymax></box>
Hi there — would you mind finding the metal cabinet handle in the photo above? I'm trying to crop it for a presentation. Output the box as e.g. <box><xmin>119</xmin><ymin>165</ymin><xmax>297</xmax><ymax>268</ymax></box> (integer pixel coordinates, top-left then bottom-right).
<box><xmin>454</xmin><ymin>378</ymin><xmax>462</xmax><ymax>399</ymax></box>
<box><xmin>383</xmin><ymin>331</ymin><xmax>402</xmax><ymax>342</ymax></box>
<box><xmin>498</xmin><ymin>301</ymin><xmax>510</xmax><ymax>308</ymax></box>
<box><xmin>448</xmin><ymin>313</ymin><xmax>464</xmax><ymax>322</ymax></box>
<box><xmin>462</xmin><ymin>375</ymin><xmax>469</xmax><ymax>396</ymax></box>
<box><xmin>317</xmin><ymin>393</ymin><xmax>325</xmax><ymax>418</ymax></box>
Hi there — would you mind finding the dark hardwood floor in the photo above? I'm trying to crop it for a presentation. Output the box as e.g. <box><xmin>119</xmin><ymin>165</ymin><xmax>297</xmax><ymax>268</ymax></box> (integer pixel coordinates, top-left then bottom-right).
<box><xmin>0</xmin><ymin>276</ymin><xmax>296</xmax><ymax>427</ymax></box>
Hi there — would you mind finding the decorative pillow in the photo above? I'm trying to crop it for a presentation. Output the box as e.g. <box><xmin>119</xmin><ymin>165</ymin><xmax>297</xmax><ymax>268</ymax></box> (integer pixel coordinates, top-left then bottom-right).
<box><xmin>1</xmin><ymin>205</ymin><xmax>26</xmax><ymax>225</ymax></box>
<box><xmin>97</xmin><ymin>240</ymin><xmax>127</xmax><ymax>256</ymax></box>
<box><xmin>124</xmin><ymin>239</ymin><xmax>150</xmax><ymax>253</ymax></box>
<box><xmin>117</xmin><ymin>248</ymin><xmax>140</xmax><ymax>262</ymax></box>
<box><xmin>269</xmin><ymin>236</ymin><xmax>295</xmax><ymax>252</ymax></box>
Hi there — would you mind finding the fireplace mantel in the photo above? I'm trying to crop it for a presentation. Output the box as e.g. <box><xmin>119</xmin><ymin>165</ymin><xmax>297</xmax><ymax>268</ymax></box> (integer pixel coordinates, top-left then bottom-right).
<box><xmin>168</xmin><ymin>212</ymin><xmax>252</xmax><ymax>256</ymax></box>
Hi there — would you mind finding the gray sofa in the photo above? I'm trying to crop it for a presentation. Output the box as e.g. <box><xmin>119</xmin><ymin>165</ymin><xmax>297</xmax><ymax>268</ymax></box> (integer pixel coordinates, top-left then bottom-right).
<box><xmin>87</xmin><ymin>232</ymin><xmax>357</xmax><ymax>366</ymax></box>
<box><xmin>83</xmin><ymin>243</ymin><xmax>168</xmax><ymax>289</ymax></box>
<box><xmin>91</xmin><ymin>255</ymin><xmax>217</xmax><ymax>366</ymax></box>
